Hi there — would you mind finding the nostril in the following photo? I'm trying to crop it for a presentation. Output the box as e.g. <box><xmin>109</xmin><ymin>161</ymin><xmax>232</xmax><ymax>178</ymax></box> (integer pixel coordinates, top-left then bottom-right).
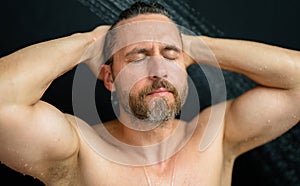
<box><xmin>149</xmin><ymin>74</ymin><xmax>167</xmax><ymax>80</ymax></box>
<box><xmin>149</xmin><ymin>75</ymin><xmax>158</xmax><ymax>80</ymax></box>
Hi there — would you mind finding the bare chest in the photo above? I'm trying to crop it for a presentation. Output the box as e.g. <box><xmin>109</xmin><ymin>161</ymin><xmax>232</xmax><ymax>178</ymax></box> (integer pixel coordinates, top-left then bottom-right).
<box><xmin>77</xmin><ymin>145</ymin><xmax>230</xmax><ymax>186</ymax></box>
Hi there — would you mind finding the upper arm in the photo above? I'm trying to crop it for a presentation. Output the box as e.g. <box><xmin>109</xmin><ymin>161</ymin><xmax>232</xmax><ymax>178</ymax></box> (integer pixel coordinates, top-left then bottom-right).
<box><xmin>224</xmin><ymin>86</ymin><xmax>300</xmax><ymax>156</ymax></box>
<box><xmin>0</xmin><ymin>101</ymin><xmax>79</xmax><ymax>173</ymax></box>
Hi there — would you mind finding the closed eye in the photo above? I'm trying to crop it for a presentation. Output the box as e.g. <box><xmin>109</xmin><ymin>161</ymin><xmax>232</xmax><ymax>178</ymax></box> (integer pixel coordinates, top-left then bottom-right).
<box><xmin>162</xmin><ymin>46</ymin><xmax>180</xmax><ymax>60</ymax></box>
<box><xmin>125</xmin><ymin>48</ymin><xmax>148</xmax><ymax>63</ymax></box>
<box><xmin>129</xmin><ymin>55</ymin><xmax>146</xmax><ymax>63</ymax></box>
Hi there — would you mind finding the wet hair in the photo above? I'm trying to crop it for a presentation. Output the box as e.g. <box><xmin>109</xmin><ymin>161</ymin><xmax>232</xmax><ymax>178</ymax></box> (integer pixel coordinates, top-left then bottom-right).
<box><xmin>111</xmin><ymin>1</ymin><xmax>170</xmax><ymax>29</ymax></box>
<box><xmin>103</xmin><ymin>1</ymin><xmax>171</xmax><ymax>65</ymax></box>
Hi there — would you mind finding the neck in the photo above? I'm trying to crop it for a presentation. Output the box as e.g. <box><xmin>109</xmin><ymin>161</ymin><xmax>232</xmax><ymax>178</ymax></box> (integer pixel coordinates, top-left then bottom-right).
<box><xmin>112</xmin><ymin>108</ymin><xmax>179</xmax><ymax>146</ymax></box>
<box><xmin>101</xmin><ymin>109</ymin><xmax>189</xmax><ymax>164</ymax></box>
<box><xmin>119</xmin><ymin>117</ymin><xmax>179</xmax><ymax>146</ymax></box>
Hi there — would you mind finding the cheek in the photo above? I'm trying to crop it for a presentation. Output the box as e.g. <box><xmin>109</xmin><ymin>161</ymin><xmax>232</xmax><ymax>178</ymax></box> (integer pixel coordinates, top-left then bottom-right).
<box><xmin>130</xmin><ymin>80</ymin><xmax>150</xmax><ymax>95</ymax></box>
<box><xmin>112</xmin><ymin>63</ymin><xmax>149</xmax><ymax>94</ymax></box>
<box><xmin>114</xmin><ymin>71</ymin><xmax>147</xmax><ymax>101</ymax></box>
<box><xmin>169</xmin><ymin>67</ymin><xmax>187</xmax><ymax>86</ymax></box>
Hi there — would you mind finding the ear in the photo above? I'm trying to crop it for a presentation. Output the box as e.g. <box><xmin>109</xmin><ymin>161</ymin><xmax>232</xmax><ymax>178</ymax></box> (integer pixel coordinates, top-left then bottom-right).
<box><xmin>100</xmin><ymin>64</ymin><xmax>115</xmax><ymax>91</ymax></box>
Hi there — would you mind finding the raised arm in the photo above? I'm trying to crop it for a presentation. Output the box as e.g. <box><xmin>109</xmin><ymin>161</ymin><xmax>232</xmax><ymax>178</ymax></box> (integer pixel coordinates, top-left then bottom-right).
<box><xmin>186</xmin><ymin>36</ymin><xmax>300</xmax><ymax>156</ymax></box>
<box><xmin>0</xmin><ymin>26</ymin><xmax>107</xmax><ymax>179</ymax></box>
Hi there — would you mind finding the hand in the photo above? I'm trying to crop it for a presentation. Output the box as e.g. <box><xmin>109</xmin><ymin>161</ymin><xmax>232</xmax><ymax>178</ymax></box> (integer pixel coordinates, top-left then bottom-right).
<box><xmin>182</xmin><ymin>34</ymin><xmax>196</xmax><ymax>68</ymax></box>
<box><xmin>182</xmin><ymin>34</ymin><xmax>214</xmax><ymax>67</ymax></box>
<box><xmin>82</xmin><ymin>25</ymin><xmax>110</xmax><ymax>79</ymax></box>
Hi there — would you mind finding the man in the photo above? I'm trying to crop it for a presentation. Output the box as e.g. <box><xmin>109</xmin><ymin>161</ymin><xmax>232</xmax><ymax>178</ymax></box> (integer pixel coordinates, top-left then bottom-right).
<box><xmin>0</xmin><ymin>1</ymin><xmax>299</xmax><ymax>186</ymax></box>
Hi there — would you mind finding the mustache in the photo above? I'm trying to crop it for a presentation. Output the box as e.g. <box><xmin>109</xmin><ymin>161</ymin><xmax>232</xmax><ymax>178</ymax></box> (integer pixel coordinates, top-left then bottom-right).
<box><xmin>138</xmin><ymin>79</ymin><xmax>178</xmax><ymax>97</ymax></box>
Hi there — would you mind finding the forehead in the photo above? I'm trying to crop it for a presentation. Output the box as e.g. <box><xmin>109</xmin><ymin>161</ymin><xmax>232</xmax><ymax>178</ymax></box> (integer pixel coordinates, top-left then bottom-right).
<box><xmin>108</xmin><ymin>14</ymin><xmax>182</xmax><ymax>56</ymax></box>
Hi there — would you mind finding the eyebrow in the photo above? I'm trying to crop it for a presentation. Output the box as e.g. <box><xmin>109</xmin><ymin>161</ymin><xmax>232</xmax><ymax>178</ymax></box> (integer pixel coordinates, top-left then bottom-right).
<box><xmin>125</xmin><ymin>44</ymin><xmax>181</xmax><ymax>57</ymax></box>
<box><xmin>162</xmin><ymin>45</ymin><xmax>181</xmax><ymax>53</ymax></box>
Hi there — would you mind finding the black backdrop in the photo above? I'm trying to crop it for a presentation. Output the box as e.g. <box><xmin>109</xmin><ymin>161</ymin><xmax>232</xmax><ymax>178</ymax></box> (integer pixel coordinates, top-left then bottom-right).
<box><xmin>0</xmin><ymin>0</ymin><xmax>300</xmax><ymax>185</ymax></box>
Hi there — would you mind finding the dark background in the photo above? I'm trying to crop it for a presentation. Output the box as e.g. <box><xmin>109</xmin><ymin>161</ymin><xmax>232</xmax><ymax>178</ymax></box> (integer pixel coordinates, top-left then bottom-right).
<box><xmin>0</xmin><ymin>0</ymin><xmax>300</xmax><ymax>185</ymax></box>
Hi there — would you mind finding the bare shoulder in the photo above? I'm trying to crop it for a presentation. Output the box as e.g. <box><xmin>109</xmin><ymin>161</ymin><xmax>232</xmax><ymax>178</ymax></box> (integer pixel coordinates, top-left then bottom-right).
<box><xmin>194</xmin><ymin>101</ymin><xmax>228</xmax><ymax>133</ymax></box>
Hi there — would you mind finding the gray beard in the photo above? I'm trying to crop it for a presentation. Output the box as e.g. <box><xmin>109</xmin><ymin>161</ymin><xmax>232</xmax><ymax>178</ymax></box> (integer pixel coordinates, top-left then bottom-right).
<box><xmin>114</xmin><ymin>79</ymin><xmax>187</xmax><ymax>124</ymax></box>
<box><xmin>146</xmin><ymin>97</ymin><xmax>177</xmax><ymax>123</ymax></box>
<box><xmin>114</xmin><ymin>90</ymin><xmax>181</xmax><ymax>124</ymax></box>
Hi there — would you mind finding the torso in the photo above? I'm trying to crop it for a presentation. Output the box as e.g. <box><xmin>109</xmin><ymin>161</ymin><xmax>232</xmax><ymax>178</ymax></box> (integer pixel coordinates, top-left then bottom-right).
<box><xmin>44</xmin><ymin>104</ymin><xmax>235</xmax><ymax>186</ymax></box>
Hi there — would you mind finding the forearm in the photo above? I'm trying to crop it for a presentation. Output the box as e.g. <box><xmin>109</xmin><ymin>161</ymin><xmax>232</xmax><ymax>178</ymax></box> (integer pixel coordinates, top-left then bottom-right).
<box><xmin>198</xmin><ymin>36</ymin><xmax>300</xmax><ymax>90</ymax></box>
<box><xmin>0</xmin><ymin>31</ymin><xmax>96</xmax><ymax>106</ymax></box>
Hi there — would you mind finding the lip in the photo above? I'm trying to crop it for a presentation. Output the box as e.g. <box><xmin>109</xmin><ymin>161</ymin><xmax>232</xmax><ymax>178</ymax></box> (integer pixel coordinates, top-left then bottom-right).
<box><xmin>148</xmin><ymin>88</ymin><xmax>172</xmax><ymax>96</ymax></box>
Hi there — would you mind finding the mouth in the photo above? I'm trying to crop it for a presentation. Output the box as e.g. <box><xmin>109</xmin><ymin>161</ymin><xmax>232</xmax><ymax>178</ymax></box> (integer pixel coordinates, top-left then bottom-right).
<box><xmin>147</xmin><ymin>88</ymin><xmax>173</xmax><ymax>97</ymax></box>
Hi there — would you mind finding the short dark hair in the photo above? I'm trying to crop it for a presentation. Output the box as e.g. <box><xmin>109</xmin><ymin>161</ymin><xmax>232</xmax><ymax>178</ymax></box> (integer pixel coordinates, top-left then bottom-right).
<box><xmin>103</xmin><ymin>1</ymin><xmax>171</xmax><ymax>65</ymax></box>
<box><xmin>111</xmin><ymin>1</ymin><xmax>170</xmax><ymax>29</ymax></box>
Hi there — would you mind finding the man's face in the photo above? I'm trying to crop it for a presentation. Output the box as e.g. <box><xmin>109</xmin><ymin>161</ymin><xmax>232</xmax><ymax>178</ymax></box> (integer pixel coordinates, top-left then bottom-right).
<box><xmin>107</xmin><ymin>14</ymin><xmax>188</xmax><ymax>123</ymax></box>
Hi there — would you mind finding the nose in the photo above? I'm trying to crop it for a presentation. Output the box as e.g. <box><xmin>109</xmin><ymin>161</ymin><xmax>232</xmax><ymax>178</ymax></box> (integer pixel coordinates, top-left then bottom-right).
<box><xmin>147</xmin><ymin>56</ymin><xmax>168</xmax><ymax>80</ymax></box>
